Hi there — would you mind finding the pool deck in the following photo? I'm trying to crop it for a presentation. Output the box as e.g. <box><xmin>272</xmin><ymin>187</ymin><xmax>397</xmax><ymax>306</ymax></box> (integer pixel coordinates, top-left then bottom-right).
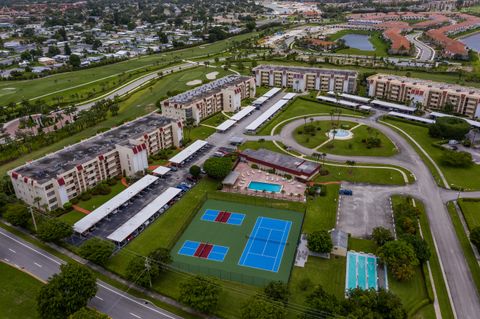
<box><xmin>224</xmin><ymin>163</ymin><xmax>306</xmax><ymax>201</ymax></box>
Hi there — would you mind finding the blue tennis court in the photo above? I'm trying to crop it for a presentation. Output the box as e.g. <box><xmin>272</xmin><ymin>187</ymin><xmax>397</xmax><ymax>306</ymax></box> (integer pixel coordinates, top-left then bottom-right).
<box><xmin>178</xmin><ymin>240</ymin><xmax>229</xmax><ymax>262</ymax></box>
<box><xmin>238</xmin><ymin>217</ymin><xmax>292</xmax><ymax>272</ymax></box>
<box><xmin>201</xmin><ymin>209</ymin><xmax>245</xmax><ymax>226</ymax></box>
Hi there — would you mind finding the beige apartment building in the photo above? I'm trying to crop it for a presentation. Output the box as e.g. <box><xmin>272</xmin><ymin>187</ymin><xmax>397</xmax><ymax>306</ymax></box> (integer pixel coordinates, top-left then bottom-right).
<box><xmin>161</xmin><ymin>75</ymin><xmax>256</xmax><ymax>125</ymax></box>
<box><xmin>9</xmin><ymin>113</ymin><xmax>183</xmax><ymax>211</ymax></box>
<box><xmin>253</xmin><ymin>65</ymin><xmax>358</xmax><ymax>93</ymax></box>
<box><xmin>367</xmin><ymin>74</ymin><xmax>480</xmax><ymax>118</ymax></box>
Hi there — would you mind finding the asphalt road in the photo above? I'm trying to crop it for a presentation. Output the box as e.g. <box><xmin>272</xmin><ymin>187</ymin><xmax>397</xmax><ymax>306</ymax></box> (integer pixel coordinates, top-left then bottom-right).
<box><xmin>0</xmin><ymin>227</ymin><xmax>182</xmax><ymax>319</ymax></box>
<box><xmin>406</xmin><ymin>33</ymin><xmax>436</xmax><ymax>62</ymax></box>
<box><xmin>76</xmin><ymin>62</ymin><xmax>196</xmax><ymax>111</ymax></box>
<box><xmin>267</xmin><ymin>114</ymin><xmax>480</xmax><ymax>318</ymax></box>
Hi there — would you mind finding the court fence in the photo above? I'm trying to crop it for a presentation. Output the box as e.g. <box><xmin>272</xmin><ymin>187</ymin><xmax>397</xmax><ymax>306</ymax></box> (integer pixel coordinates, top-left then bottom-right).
<box><xmin>173</xmin><ymin>260</ymin><xmax>278</xmax><ymax>287</ymax></box>
<box><xmin>206</xmin><ymin>191</ymin><xmax>307</xmax><ymax>214</ymax></box>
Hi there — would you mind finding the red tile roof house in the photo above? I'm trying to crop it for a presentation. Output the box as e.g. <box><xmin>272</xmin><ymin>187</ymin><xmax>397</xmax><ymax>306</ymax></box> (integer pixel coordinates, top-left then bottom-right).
<box><xmin>426</xmin><ymin>13</ymin><xmax>480</xmax><ymax>59</ymax></box>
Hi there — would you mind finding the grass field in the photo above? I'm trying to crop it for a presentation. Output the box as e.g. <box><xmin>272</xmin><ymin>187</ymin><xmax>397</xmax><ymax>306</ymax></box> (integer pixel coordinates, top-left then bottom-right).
<box><xmin>256</xmin><ymin>97</ymin><xmax>364</xmax><ymax>136</ymax></box>
<box><xmin>77</xmin><ymin>181</ymin><xmax>127</xmax><ymax>211</ymax></box>
<box><xmin>383</xmin><ymin>117</ymin><xmax>480</xmax><ymax>190</ymax></box>
<box><xmin>458</xmin><ymin>199</ymin><xmax>480</xmax><ymax>230</ymax></box>
<box><xmin>447</xmin><ymin>202</ymin><xmax>480</xmax><ymax>296</ymax></box>
<box><xmin>171</xmin><ymin>199</ymin><xmax>304</xmax><ymax>285</ymax></box>
<box><xmin>294</xmin><ymin>120</ymin><xmax>397</xmax><ymax>157</ymax></box>
<box><xmin>0</xmin><ymin>262</ymin><xmax>43</xmax><ymax>319</ymax></box>
<box><xmin>0</xmin><ymin>31</ymin><xmax>258</xmax><ymax>105</ymax></box>
<box><xmin>58</xmin><ymin>210</ymin><xmax>86</xmax><ymax>225</ymax></box>
<box><xmin>303</xmin><ymin>184</ymin><xmax>340</xmax><ymax>233</ymax></box>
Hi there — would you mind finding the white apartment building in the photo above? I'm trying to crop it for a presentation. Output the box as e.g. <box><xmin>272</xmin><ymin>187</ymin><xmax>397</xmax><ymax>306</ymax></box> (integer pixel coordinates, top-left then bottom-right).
<box><xmin>367</xmin><ymin>74</ymin><xmax>480</xmax><ymax>118</ymax></box>
<box><xmin>9</xmin><ymin>113</ymin><xmax>183</xmax><ymax>211</ymax></box>
<box><xmin>161</xmin><ymin>75</ymin><xmax>256</xmax><ymax>125</ymax></box>
<box><xmin>253</xmin><ymin>65</ymin><xmax>358</xmax><ymax>94</ymax></box>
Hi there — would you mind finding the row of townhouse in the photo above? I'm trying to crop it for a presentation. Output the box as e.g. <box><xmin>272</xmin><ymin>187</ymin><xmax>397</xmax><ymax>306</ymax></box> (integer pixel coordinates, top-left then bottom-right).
<box><xmin>161</xmin><ymin>75</ymin><xmax>256</xmax><ymax>125</ymax></box>
<box><xmin>252</xmin><ymin>65</ymin><xmax>358</xmax><ymax>94</ymax></box>
<box><xmin>8</xmin><ymin>114</ymin><xmax>183</xmax><ymax>211</ymax></box>
<box><xmin>367</xmin><ymin>74</ymin><xmax>480</xmax><ymax>118</ymax></box>
<box><xmin>426</xmin><ymin>13</ymin><xmax>480</xmax><ymax>58</ymax></box>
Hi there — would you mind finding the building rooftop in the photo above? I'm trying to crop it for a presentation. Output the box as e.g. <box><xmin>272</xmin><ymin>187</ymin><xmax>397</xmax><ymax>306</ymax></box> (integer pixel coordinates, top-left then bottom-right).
<box><xmin>166</xmin><ymin>75</ymin><xmax>251</xmax><ymax>105</ymax></box>
<box><xmin>370</xmin><ymin>74</ymin><xmax>480</xmax><ymax>95</ymax></box>
<box><xmin>241</xmin><ymin>148</ymin><xmax>320</xmax><ymax>177</ymax></box>
<box><xmin>13</xmin><ymin>113</ymin><xmax>174</xmax><ymax>184</ymax></box>
<box><xmin>253</xmin><ymin>64</ymin><xmax>358</xmax><ymax>77</ymax></box>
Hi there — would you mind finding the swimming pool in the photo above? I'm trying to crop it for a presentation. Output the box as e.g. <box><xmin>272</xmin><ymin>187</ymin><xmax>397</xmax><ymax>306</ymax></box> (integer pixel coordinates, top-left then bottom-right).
<box><xmin>327</xmin><ymin>129</ymin><xmax>353</xmax><ymax>140</ymax></box>
<box><xmin>346</xmin><ymin>251</ymin><xmax>378</xmax><ymax>291</ymax></box>
<box><xmin>248</xmin><ymin>181</ymin><xmax>282</xmax><ymax>193</ymax></box>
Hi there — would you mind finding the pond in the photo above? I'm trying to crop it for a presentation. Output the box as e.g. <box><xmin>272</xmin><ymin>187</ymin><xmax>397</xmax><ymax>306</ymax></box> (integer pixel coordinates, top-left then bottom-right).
<box><xmin>459</xmin><ymin>32</ymin><xmax>480</xmax><ymax>52</ymax></box>
<box><xmin>340</xmin><ymin>34</ymin><xmax>375</xmax><ymax>51</ymax></box>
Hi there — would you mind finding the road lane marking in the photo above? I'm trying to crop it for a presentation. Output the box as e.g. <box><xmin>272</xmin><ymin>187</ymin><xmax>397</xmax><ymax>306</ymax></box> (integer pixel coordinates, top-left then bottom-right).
<box><xmin>34</xmin><ymin>262</ymin><xmax>42</xmax><ymax>268</ymax></box>
<box><xmin>8</xmin><ymin>248</ymin><xmax>16</xmax><ymax>253</ymax></box>
<box><xmin>97</xmin><ymin>282</ymin><xmax>177</xmax><ymax>319</ymax></box>
<box><xmin>95</xmin><ymin>296</ymin><xmax>104</xmax><ymax>301</ymax></box>
<box><xmin>130</xmin><ymin>313</ymin><xmax>141</xmax><ymax>318</ymax></box>
<box><xmin>0</xmin><ymin>230</ymin><xmax>62</xmax><ymax>265</ymax></box>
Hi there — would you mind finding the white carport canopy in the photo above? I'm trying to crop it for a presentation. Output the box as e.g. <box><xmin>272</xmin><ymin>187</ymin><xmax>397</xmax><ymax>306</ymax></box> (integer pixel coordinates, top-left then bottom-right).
<box><xmin>107</xmin><ymin>187</ymin><xmax>182</xmax><ymax>243</ymax></box>
<box><xmin>430</xmin><ymin>112</ymin><xmax>480</xmax><ymax>129</ymax></box>
<box><xmin>230</xmin><ymin>105</ymin><xmax>256</xmax><ymax>121</ymax></box>
<box><xmin>216</xmin><ymin>119</ymin><xmax>236</xmax><ymax>132</ymax></box>
<box><xmin>169</xmin><ymin>140</ymin><xmax>208</xmax><ymax>165</ymax></box>
<box><xmin>263</xmin><ymin>87</ymin><xmax>282</xmax><ymax>98</ymax></box>
<box><xmin>245</xmin><ymin>99</ymin><xmax>288</xmax><ymax>131</ymax></box>
<box><xmin>388</xmin><ymin>111</ymin><xmax>435</xmax><ymax>124</ymax></box>
<box><xmin>371</xmin><ymin>99</ymin><xmax>416</xmax><ymax>112</ymax></box>
<box><xmin>152</xmin><ymin>166</ymin><xmax>171</xmax><ymax>176</ymax></box>
<box><xmin>73</xmin><ymin>175</ymin><xmax>159</xmax><ymax>234</ymax></box>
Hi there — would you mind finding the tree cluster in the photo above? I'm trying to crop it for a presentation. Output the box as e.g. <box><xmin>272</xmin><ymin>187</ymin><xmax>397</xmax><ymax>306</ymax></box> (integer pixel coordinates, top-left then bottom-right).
<box><xmin>203</xmin><ymin>157</ymin><xmax>233</xmax><ymax>180</ymax></box>
<box><xmin>429</xmin><ymin>117</ymin><xmax>470</xmax><ymax>140</ymax></box>
<box><xmin>125</xmin><ymin>248</ymin><xmax>171</xmax><ymax>287</ymax></box>
<box><xmin>307</xmin><ymin>230</ymin><xmax>333</xmax><ymax>254</ymax></box>
<box><xmin>179</xmin><ymin>276</ymin><xmax>221</xmax><ymax>314</ymax></box>
<box><xmin>303</xmin><ymin>285</ymin><xmax>406</xmax><ymax>319</ymax></box>
<box><xmin>79</xmin><ymin>237</ymin><xmax>115</xmax><ymax>266</ymax></box>
<box><xmin>37</xmin><ymin>263</ymin><xmax>97</xmax><ymax>319</ymax></box>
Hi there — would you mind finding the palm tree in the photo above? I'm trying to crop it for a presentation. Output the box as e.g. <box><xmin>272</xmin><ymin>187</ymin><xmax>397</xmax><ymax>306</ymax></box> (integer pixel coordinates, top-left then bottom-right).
<box><xmin>33</xmin><ymin>196</ymin><xmax>41</xmax><ymax>209</ymax></box>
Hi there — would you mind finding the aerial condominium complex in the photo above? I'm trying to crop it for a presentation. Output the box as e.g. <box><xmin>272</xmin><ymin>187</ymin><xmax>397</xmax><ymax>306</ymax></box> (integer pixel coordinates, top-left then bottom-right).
<box><xmin>161</xmin><ymin>75</ymin><xmax>256</xmax><ymax>125</ymax></box>
<box><xmin>8</xmin><ymin>114</ymin><xmax>183</xmax><ymax>211</ymax></box>
<box><xmin>252</xmin><ymin>65</ymin><xmax>358</xmax><ymax>93</ymax></box>
<box><xmin>367</xmin><ymin>74</ymin><xmax>480</xmax><ymax>118</ymax></box>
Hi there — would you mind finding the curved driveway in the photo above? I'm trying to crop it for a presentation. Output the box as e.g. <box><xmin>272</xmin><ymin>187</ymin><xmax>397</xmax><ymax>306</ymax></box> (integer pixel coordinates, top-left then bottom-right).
<box><xmin>273</xmin><ymin>115</ymin><xmax>480</xmax><ymax>318</ymax></box>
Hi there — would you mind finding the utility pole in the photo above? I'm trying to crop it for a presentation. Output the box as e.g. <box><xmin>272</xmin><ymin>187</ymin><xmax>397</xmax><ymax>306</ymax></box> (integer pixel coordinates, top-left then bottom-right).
<box><xmin>29</xmin><ymin>206</ymin><xmax>37</xmax><ymax>232</ymax></box>
<box><xmin>145</xmin><ymin>257</ymin><xmax>152</xmax><ymax>288</ymax></box>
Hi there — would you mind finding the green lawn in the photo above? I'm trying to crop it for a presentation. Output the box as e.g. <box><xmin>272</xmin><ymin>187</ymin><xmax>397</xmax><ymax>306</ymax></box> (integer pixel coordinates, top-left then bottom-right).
<box><xmin>256</xmin><ymin>97</ymin><xmax>364</xmax><ymax>136</ymax></box>
<box><xmin>314</xmin><ymin>163</ymin><xmax>409</xmax><ymax>185</ymax></box>
<box><xmin>303</xmin><ymin>184</ymin><xmax>340</xmax><ymax>233</ymax></box>
<box><xmin>77</xmin><ymin>181</ymin><xmax>126</xmax><ymax>211</ymax></box>
<box><xmin>382</xmin><ymin>117</ymin><xmax>480</xmax><ymax>190</ymax></box>
<box><xmin>58</xmin><ymin>210</ymin><xmax>86</xmax><ymax>226</ymax></box>
<box><xmin>201</xmin><ymin>112</ymin><xmax>228</xmax><ymax>127</ymax></box>
<box><xmin>348</xmin><ymin>238</ymin><xmax>377</xmax><ymax>253</ymax></box>
<box><xmin>389</xmin><ymin>267</ymin><xmax>434</xmax><ymax>319</ymax></box>
<box><xmin>293</xmin><ymin>120</ymin><xmax>397</xmax><ymax>157</ymax></box>
<box><xmin>0</xmin><ymin>262</ymin><xmax>43</xmax><ymax>319</ymax></box>
<box><xmin>0</xmin><ymin>31</ymin><xmax>258</xmax><ymax>106</ymax></box>
<box><xmin>447</xmin><ymin>202</ymin><xmax>480</xmax><ymax>297</ymax></box>
<box><xmin>458</xmin><ymin>199</ymin><xmax>480</xmax><ymax>230</ymax></box>
<box><xmin>293</xmin><ymin>120</ymin><xmax>354</xmax><ymax>148</ymax></box>
<box><xmin>289</xmin><ymin>256</ymin><xmax>346</xmax><ymax>304</ymax></box>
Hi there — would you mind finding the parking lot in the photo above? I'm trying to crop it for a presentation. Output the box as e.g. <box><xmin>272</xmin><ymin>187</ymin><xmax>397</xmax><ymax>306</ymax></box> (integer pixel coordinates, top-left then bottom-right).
<box><xmin>336</xmin><ymin>183</ymin><xmax>395</xmax><ymax>239</ymax></box>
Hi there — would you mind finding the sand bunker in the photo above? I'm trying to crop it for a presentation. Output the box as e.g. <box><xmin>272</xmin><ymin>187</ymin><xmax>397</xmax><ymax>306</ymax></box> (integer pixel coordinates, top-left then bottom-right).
<box><xmin>186</xmin><ymin>79</ymin><xmax>202</xmax><ymax>86</ymax></box>
<box><xmin>206</xmin><ymin>72</ymin><xmax>219</xmax><ymax>80</ymax></box>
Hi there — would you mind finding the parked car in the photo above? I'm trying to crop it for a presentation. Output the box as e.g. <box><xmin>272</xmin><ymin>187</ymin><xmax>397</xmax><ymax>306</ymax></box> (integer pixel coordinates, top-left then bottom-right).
<box><xmin>339</xmin><ymin>189</ymin><xmax>353</xmax><ymax>196</ymax></box>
